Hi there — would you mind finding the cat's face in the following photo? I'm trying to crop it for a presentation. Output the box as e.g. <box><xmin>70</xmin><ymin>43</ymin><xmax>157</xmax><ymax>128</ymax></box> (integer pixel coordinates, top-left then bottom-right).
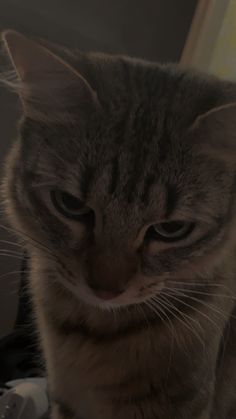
<box><xmin>2</xmin><ymin>31</ymin><xmax>236</xmax><ymax>310</ymax></box>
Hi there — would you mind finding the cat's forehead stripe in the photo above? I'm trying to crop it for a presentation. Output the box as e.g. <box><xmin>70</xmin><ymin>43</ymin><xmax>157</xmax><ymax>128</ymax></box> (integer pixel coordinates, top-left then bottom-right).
<box><xmin>165</xmin><ymin>183</ymin><xmax>179</xmax><ymax>218</ymax></box>
<box><xmin>140</xmin><ymin>174</ymin><xmax>156</xmax><ymax>205</ymax></box>
<box><xmin>80</xmin><ymin>163</ymin><xmax>95</xmax><ymax>201</ymax></box>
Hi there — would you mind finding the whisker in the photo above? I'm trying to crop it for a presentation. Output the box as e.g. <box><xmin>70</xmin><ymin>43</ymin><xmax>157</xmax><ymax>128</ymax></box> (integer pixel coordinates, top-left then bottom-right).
<box><xmin>0</xmin><ymin>273</ymin><xmax>27</xmax><ymax>292</ymax></box>
<box><xmin>144</xmin><ymin>299</ymin><xmax>178</xmax><ymax>342</ymax></box>
<box><xmin>0</xmin><ymin>249</ymin><xmax>23</xmax><ymax>255</ymax></box>
<box><xmin>153</xmin><ymin>294</ymin><xmax>204</xmax><ymax>333</ymax></box>
<box><xmin>164</xmin><ymin>290</ymin><xmax>223</xmax><ymax>334</ymax></box>
<box><xmin>143</xmin><ymin>299</ymin><xmax>176</xmax><ymax>378</ymax></box>
<box><xmin>168</xmin><ymin>280</ymin><xmax>231</xmax><ymax>291</ymax></box>
<box><xmin>152</xmin><ymin>295</ymin><xmax>205</xmax><ymax>348</ymax></box>
<box><xmin>144</xmin><ymin>300</ymin><xmax>165</xmax><ymax>323</ymax></box>
<box><xmin>0</xmin><ymin>270</ymin><xmax>31</xmax><ymax>281</ymax></box>
<box><xmin>164</xmin><ymin>286</ymin><xmax>236</xmax><ymax>301</ymax></box>
<box><xmin>0</xmin><ymin>221</ymin><xmax>57</xmax><ymax>259</ymax></box>
<box><xmin>0</xmin><ymin>253</ymin><xmax>24</xmax><ymax>260</ymax></box>
<box><xmin>0</xmin><ymin>240</ymin><xmax>24</xmax><ymax>248</ymax></box>
<box><xmin>165</xmin><ymin>288</ymin><xmax>233</xmax><ymax>322</ymax></box>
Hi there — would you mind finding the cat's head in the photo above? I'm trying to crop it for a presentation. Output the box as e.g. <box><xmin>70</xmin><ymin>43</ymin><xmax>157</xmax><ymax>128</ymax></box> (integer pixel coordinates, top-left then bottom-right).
<box><xmin>2</xmin><ymin>30</ymin><xmax>236</xmax><ymax>310</ymax></box>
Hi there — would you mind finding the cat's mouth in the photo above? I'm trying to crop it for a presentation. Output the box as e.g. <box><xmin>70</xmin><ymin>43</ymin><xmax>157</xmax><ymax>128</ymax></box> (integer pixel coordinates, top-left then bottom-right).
<box><xmin>92</xmin><ymin>288</ymin><xmax>124</xmax><ymax>300</ymax></box>
<box><xmin>80</xmin><ymin>271</ymin><xmax>165</xmax><ymax>307</ymax></box>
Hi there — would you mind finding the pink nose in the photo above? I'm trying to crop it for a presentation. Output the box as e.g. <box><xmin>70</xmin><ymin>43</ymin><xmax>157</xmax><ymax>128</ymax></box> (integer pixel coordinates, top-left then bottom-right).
<box><xmin>93</xmin><ymin>289</ymin><xmax>123</xmax><ymax>300</ymax></box>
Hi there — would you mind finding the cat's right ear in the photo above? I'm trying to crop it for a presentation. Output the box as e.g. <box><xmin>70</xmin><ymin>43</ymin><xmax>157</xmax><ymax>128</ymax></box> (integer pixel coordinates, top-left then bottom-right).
<box><xmin>2</xmin><ymin>30</ymin><xmax>100</xmax><ymax>123</ymax></box>
<box><xmin>189</xmin><ymin>102</ymin><xmax>236</xmax><ymax>161</ymax></box>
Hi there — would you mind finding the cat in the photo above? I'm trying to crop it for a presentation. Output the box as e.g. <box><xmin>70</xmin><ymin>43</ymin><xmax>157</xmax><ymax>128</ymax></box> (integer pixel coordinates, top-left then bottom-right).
<box><xmin>1</xmin><ymin>29</ymin><xmax>236</xmax><ymax>419</ymax></box>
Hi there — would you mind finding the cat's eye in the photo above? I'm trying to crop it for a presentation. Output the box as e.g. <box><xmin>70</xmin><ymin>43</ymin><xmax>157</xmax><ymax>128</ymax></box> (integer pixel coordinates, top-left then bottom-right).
<box><xmin>50</xmin><ymin>190</ymin><xmax>93</xmax><ymax>222</ymax></box>
<box><xmin>150</xmin><ymin>221</ymin><xmax>195</xmax><ymax>242</ymax></box>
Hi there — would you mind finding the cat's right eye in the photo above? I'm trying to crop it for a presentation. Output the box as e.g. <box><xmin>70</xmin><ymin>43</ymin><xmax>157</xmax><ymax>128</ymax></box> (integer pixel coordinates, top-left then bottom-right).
<box><xmin>50</xmin><ymin>190</ymin><xmax>94</xmax><ymax>223</ymax></box>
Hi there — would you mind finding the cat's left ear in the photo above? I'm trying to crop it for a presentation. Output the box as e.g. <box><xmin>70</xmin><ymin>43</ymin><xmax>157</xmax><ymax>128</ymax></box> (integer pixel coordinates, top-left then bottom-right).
<box><xmin>190</xmin><ymin>102</ymin><xmax>236</xmax><ymax>160</ymax></box>
<box><xmin>2</xmin><ymin>30</ymin><xmax>100</xmax><ymax>122</ymax></box>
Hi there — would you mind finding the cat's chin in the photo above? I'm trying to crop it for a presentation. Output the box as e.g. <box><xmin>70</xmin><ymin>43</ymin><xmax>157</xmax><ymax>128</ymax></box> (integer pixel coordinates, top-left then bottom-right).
<box><xmin>81</xmin><ymin>289</ymin><xmax>136</xmax><ymax>310</ymax></box>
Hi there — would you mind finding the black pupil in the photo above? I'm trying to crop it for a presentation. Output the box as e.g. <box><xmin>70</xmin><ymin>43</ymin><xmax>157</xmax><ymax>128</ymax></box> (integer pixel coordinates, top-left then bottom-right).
<box><xmin>161</xmin><ymin>221</ymin><xmax>184</xmax><ymax>233</ymax></box>
<box><xmin>61</xmin><ymin>192</ymin><xmax>82</xmax><ymax>211</ymax></box>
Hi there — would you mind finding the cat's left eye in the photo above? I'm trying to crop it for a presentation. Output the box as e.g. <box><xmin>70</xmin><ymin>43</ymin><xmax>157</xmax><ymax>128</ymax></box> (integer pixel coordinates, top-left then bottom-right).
<box><xmin>50</xmin><ymin>190</ymin><xmax>93</xmax><ymax>221</ymax></box>
<box><xmin>149</xmin><ymin>221</ymin><xmax>195</xmax><ymax>242</ymax></box>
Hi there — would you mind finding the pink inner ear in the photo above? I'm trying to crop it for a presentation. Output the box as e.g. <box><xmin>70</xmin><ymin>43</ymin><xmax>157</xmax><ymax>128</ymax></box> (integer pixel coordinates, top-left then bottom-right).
<box><xmin>3</xmin><ymin>30</ymin><xmax>77</xmax><ymax>82</ymax></box>
<box><xmin>3</xmin><ymin>30</ymin><xmax>47</xmax><ymax>81</ymax></box>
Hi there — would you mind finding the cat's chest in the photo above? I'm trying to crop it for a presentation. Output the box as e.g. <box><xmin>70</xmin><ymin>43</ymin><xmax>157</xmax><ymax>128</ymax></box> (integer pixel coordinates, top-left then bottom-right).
<box><xmin>44</xmin><ymin>318</ymin><xmax>208</xmax><ymax>414</ymax></box>
<box><xmin>45</xmin><ymin>319</ymin><xmax>170</xmax><ymax>387</ymax></box>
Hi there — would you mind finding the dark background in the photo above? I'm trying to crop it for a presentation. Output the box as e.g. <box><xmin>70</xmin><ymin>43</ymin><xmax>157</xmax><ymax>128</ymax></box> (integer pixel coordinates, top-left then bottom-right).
<box><xmin>1</xmin><ymin>0</ymin><xmax>196</xmax><ymax>61</ymax></box>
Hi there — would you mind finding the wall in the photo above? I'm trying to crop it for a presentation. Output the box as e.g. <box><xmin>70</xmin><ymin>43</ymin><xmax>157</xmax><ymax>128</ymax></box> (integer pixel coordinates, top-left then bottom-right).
<box><xmin>209</xmin><ymin>0</ymin><xmax>236</xmax><ymax>79</ymax></box>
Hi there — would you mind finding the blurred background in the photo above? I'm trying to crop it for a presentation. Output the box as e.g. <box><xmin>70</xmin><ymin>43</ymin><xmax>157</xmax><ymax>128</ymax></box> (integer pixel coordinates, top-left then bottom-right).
<box><xmin>0</xmin><ymin>0</ymin><xmax>233</xmax><ymax>339</ymax></box>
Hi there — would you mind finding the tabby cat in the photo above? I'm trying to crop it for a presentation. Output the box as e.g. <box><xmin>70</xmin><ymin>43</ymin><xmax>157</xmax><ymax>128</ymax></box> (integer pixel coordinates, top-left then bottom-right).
<box><xmin>2</xmin><ymin>30</ymin><xmax>236</xmax><ymax>419</ymax></box>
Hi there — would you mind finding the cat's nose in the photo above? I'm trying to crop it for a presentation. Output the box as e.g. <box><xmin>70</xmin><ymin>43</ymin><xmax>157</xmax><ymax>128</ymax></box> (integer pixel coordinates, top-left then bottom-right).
<box><xmin>86</xmin><ymin>247</ymin><xmax>138</xmax><ymax>299</ymax></box>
